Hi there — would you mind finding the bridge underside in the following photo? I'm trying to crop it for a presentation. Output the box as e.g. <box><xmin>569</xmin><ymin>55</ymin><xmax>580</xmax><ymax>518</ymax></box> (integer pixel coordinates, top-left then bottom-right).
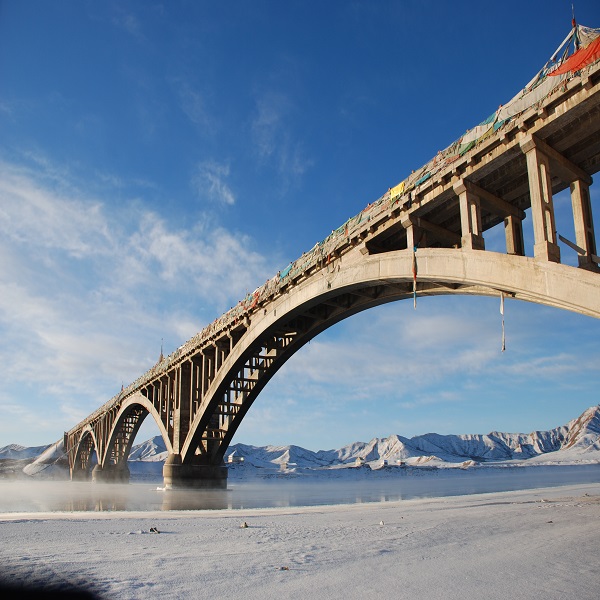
<box><xmin>177</xmin><ymin>248</ymin><xmax>600</xmax><ymax>475</ymax></box>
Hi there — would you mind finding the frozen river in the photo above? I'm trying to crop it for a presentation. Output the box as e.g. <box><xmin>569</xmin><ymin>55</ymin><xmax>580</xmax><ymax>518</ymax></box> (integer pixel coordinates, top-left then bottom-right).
<box><xmin>1</xmin><ymin>464</ymin><xmax>599</xmax><ymax>513</ymax></box>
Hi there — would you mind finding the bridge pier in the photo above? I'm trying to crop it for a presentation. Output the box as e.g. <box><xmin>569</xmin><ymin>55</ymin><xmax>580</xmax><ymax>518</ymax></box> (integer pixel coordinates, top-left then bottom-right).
<box><xmin>71</xmin><ymin>468</ymin><xmax>91</xmax><ymax>482</ymax></box>
<box><xmin>91</xmin><ymin>463</ymin><xmax>130</xmax><ymax>484</ymax></box>
<box><xmin>521</xmin><ymin>136</ymin><xmax>561</xmax><ymax>264</ymax></box>
<box><xmin>570</xmin><ymin>179</ymin><xmax>598</xmax><ymax>270</ymax></box>
<box><xmin>504</xmin><ymin>214</ymin><xmax>525</xmax><ymax>256</ymax></box>
<box><xmin>454</xmin><ymin>181</ymin><xmax>485</xmax><ymax>250</ymax></box>
<box><xmin>163</xmin><ymin>453</ymin><xmax>228</xmax><ymax>489</ymax></box>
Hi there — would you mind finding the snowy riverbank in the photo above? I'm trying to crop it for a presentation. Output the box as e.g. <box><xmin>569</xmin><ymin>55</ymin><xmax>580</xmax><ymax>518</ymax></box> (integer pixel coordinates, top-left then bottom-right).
<box><xmin>1</xmin><ymin>483</ymin><xmax>599</xmax><ymax>599</ymax></box>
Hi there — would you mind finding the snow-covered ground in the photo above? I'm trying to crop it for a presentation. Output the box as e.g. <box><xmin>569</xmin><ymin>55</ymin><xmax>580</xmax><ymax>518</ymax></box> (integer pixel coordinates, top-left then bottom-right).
<box><xmin>1</xmin><ymin>483</ymin><xmax>599</xmax><ymax>599</ymax></box>
<box><xmin>2</xmin><ymin>406</ymin><xmax>599</xmax><ymax>598</ymax></box>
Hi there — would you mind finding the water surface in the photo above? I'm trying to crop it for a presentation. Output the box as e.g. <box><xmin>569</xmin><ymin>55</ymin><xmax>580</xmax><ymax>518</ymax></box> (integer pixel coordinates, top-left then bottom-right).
<box><xmin>1</xmin><ymin>465</ymin><xmax>598</xmax><ymax>513</ymax></box>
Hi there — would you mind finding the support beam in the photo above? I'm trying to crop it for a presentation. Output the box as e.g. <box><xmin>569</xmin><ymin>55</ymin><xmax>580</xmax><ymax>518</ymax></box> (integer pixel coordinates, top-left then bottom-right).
<box><xmin>528</xmin><ymin>134</ymin><xmax>592</xmax><ymax>186</ymax></box>
<box><xmin>402</xmin><ymin>214</ymin><xmax>461</xmax><ymax>248</ymax></box>
<box><xmin>461</xmin><ymin>180</ymin><xmax>526</xmax><ymax>221</ymax></box>
<box><xmin>414</xmin><ymin>216</ymin><xmax>461</xmax><ymax>247</ymax></box>
<box><xmin>91</xmin><ymin>462</ymin><xmax>130</xmax><ymax>484</ymax></box>
<box><xmin>520</xmin><ymin>135</ymin><xmax>561</xmax><ymax>263</ymax></box>
<box><xmin>504</xmin><ymin>214</ymin><xmax>526</xmax><ymax>256</ymax></box>
<box><xmin>453</xmin><ymin>180</ymin><xmax>485</xmax><ymax>250</ymax></box>
<box><xmin>457</xmin><ymin>177</ymin><xmax>526</xmax><ymax>256</ymax></box>
<box><xmin>400</xmin><ymin>215</ymin><xmax>424</xmax><ymax>250</ymax></box>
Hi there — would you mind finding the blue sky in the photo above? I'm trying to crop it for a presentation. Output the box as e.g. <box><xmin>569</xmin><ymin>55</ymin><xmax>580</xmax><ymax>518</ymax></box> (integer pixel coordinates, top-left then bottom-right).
<box><xmin>1</xmin><ymin>1</ymin><xmax>599</xmax><ymax>450</ymax></box>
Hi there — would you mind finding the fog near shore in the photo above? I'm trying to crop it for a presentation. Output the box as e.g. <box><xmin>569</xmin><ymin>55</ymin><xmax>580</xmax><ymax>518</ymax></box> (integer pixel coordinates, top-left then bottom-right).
<box><xmin>2</xmin><ymin>464</ymin><xmax>599</xmax><ymax>513</ymax></box>
<box><xmin>1</xmin><ymin>483</ymin><xmax>599</xmax><ymax>600</ymax></box>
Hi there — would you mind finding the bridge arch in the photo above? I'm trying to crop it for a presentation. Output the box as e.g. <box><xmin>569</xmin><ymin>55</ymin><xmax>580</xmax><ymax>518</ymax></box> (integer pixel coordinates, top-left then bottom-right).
<box><xmin>91</xmin><ymin>393</ymin><xmax>173</xmax><ymax>483</ymax></box>
<box><xmin>71</xmin><ymin>426</ymin><xmax>100</xmax><ymax>481</ymax></box>
<box><xmin>179</xmin><ymin>248</ymin><xmax>600</xmax><ymax>473</ymax></box>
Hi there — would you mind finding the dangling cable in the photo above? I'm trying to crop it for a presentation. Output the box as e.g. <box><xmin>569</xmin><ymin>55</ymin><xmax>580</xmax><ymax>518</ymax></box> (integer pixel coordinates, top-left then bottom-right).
<box><xmin>412</xmin><ymin>245</ymin><xmax>418</xmax><ymax>310</ymax></box>
<box><xmin>500</xmin><ymin>292</ymin><xmax>506</xmax><ymax>352</ymax></box>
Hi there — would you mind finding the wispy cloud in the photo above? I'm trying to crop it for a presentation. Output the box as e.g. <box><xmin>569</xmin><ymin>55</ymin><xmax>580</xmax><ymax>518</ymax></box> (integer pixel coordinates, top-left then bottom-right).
<box><xmin>193</xmin><ymin>160</ymin><xmax>236</xmax><ymax>206</ymax></box>
<box><xmin>0</xmin><ymin>156</ymin><xmax>272</xmax><ymax>442</ymax></box>
<box><xmin>0</xmin><ymin>101</ymin><xmax>13</xmax><ymax>117</ymax></box>
<box><xmin>251</xmin><ymin>92</ymin><xmax>313</xmax><ymax>184</ymax></box>
<box><xmin>177</xmin><ymin>82</ymin><xmax>217</xmax><ymax>135</ymax></box>
<box><xmin>252</xmin><ymin>92</ymin><xmax>288</xmax><ymax>160</ymax></box>
<box><xmin>279</xmin><ymin>305</ymin><xmax>499</xmax><ymax>396</ymax></box>
<box><xmin>111</xmin><ymin>8</ymin><xmax>145</xmax><ymax>42</ymax></box>
<box><xmin>0</xmin><ymin>162</ymin><xmax>113</xmax><ymax>259</ymax></box>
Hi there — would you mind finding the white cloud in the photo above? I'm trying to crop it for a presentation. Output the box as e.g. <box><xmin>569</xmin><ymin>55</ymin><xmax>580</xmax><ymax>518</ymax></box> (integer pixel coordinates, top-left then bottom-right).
<box><xmin>277</xmin><ymin>303</ymin><xmax>500</xmax><ymax>399</ymax></box>
<box><xmin>0</xmin><ymin>163</ymin><xmax>113</xmax><ymax>259</ymax></box>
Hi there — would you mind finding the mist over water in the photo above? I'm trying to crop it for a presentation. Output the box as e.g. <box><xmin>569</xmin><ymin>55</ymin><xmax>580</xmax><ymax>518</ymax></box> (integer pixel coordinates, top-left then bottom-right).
<box><xmin>1</xmin><ymin>465</ymin><xmax>599</xmax><ymax>513</ymax></box>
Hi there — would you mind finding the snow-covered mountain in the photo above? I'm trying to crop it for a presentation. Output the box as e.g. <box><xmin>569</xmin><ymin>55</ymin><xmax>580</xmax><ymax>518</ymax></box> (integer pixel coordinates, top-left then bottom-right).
<box><xmin>0</xmin><ymin>443</ymin><xmax>50</xmax><ymax>460</ymax></box>
<box><xmin>4</xmin><ymin>404</ymin><xmax>600</xmax><ymax>479</ymax></box>
<box><xmin>222</xmin><ymin>404</ymin><xmax>600</xmax><ymax>469</ymax></box>
<box><xmin>127</xmin><ymin>436</ymin><xmax>168</xmax><ymax>462</ymax></box>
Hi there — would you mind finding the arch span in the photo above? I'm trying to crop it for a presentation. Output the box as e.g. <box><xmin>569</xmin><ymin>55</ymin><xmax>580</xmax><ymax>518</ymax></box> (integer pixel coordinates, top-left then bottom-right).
<box><xmin>94</xmin><ymin>393</ymin><xmax>173</xmax><ymax>483</ymax></box>
<box><xmin>71</xmin><ymin>426</ymin><xmax>99</xmax><ymax>481</ymax></box>
<box><xmin>179</xmin><ymin>248</ymin><xmax>600</xmax><ymax>470</ymax></box>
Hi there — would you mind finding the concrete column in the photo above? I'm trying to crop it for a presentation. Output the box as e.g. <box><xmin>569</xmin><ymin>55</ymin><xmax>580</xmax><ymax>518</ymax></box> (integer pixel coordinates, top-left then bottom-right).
<box><xmin>504</xmin><ymin>215</ymin><xmax>525</xmax><ymax>256</ymax></box>
<box><xmin>214</xmin><ymin>342</ymin><xmax>221</xmax><ymax>373</ymax></box>
<box><xmin>453</xmin><ymin>181</ymin><xmax>485</xmax><ymax>250</ymax></box>
<box><xmin>520</xmin><ymin>137</ymin><xmax>560</xmax><ymax>263</ymax></box>
<box><xmin>570</xmin><ymin>179</ymin><xmax>598</xmax><ymax>269</ymax></box>
<box><xmin>401</xmin><ymin>216</ymin><xmax>423</xmax><ymax>250</ymax></box>
<box><xmin>91</xmin><ymin>462</ymin><xmax>130</xmax><ymax>484</ymax></box>
<box><xmin>191</xmin><ymin>356</ymin><xmax>201</xmax><ymax>415</ymax></box>
<box><xmin>202</xmin><ymin>349</ymin><xmax>214</xmax><ymax>395</ymax></box>
<box><xmin>163</xmin><ymin>453</ymin><xmax>228</xmax><ymax>489</ymax></box>
<box><xmin>164</xmin><ymin>375</ymin><xmax>174</xmax><ymax>439</ymax></box>
<box><xmin>173</xmin><ymin>361</ymin><xmax>192</xmax><ymax>454</ymax></box>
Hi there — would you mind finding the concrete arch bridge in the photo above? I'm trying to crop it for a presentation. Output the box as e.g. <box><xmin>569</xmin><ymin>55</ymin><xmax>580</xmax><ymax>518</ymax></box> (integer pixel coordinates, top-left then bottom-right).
<box><xmin>66</xmin><ymin>51</ymin><xmax>600</xmax><ymax>488</ymax></box>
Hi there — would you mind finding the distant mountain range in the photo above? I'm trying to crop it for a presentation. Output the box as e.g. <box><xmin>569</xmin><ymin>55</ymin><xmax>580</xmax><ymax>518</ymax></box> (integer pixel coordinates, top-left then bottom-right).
<box><xmin>220</xmin><ymin>404</ymin><xmax>600</xmax><ymax>470</ymax></box>
<box><xmin>2</xmin><ymin>404</ymin><xmax>599</xmax><ymax>479</ymax></box>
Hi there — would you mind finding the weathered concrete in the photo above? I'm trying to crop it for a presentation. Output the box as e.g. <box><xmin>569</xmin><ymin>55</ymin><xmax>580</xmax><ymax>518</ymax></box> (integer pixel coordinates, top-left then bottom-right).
<box><xmin>91</xmin><ymin>463</ymin><xmax>130</xmax><ymax>484</ymax></box>
<box><xmin>163</xmin><ymin>454</ymin><xmax>228</xmax><ymax>490</ymax></box>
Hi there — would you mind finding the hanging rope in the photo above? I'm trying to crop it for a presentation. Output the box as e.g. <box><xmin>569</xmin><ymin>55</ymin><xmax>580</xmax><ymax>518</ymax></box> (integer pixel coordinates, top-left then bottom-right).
<box><xmin>412</xmin><ymin>246</ymin><xmax>418</xmax><ymax>310</ymax></box>
<box><xmin>500</xmin><ymin>292</ymin><xmax>506</xmax><ymax>352</ymax></box>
